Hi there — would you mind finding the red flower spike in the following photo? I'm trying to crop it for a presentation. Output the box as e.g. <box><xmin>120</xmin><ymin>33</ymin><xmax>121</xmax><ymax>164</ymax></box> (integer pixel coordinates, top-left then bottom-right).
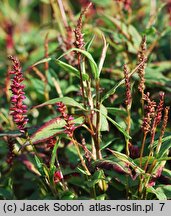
<box><xmin>74</xmin><ymin>3</ymin><xmax>92</xmax><ymax>51</ymax></box>
<box><xmin>8</xmin><ymin>56</ymin><xmax>28</xmax><ymax>133</ymax></box>
<box><xmin>56</xmin><ymin>102</ymin><xmax>76</xmax><ymax>138</ymax></box>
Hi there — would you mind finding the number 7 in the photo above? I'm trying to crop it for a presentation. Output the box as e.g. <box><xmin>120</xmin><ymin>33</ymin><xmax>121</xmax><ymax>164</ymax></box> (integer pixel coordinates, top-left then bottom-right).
<box><xmin>159</xmin><ymin>203</ymin><xmax>165</xmax><ymax>211</ymax></box>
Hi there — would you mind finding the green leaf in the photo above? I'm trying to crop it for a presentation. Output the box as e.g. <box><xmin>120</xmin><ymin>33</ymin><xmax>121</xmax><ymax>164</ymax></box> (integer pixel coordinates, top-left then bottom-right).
<box><xmin>85</xmin><ymin>35</ymin><xmax>95</xmax><ymax>51</ymax></box>
<box><xmin>73</xmin><ymin>116</ymin><xmax>85</xmax><ymax>126</ymax></box>
<box><xmin>100</xmin><ymin>104</ymin><xmax>109</xmax><ymax>131</ymax></box>
<box><xmin>149</xmin><ymin>61</ymin><xmax>171</xmax><ymax>74</ymax></box>
<box><xmin>162</xmin><ymin>168</ymin><xmax>171</xmax><ymax>183</ymax></box>
<box><xmin>107</xmin><ymin>107</ymin><xmax>127</xmax><ymax>117</ymax></box>
<box><xmin>57</xmin><ymin>48</ymin><xmax>99</xmax><ymax>79</ymax></box>
<box><xmin>93</xmin><ymin>104</ymin><xmax>109</xmax><ymax>131</ymax></box>
<box><xmin>100</xmin><ymin>138</ymin><xmax>117</xmax><ymax>151</ymax></box>
<box><xmin>147</xmin><ymin>187</ymin><xmax>167</xmax><ymax>200</ymax></box>
<box><xmin>0</xmin><ymin>126</ymin><xmax>38</xmax><ymax>137</ymax></box>
<box><xmin>153</xmin><ymin>135</ymin><xmax>171</xmax><ymax>158</ymax></box>
<box><xmin>56</xmin><ymin>60</ymin><xmax>89</xmax><ymax>81</ymax></box>
<box><xmin>101</xmin><ymin>78</ymin><xmax>125</xmax><ymax>102</ymax></box>
<box><xmin>30</xmin><ymin>77</ymin><xmax>47</xmax><ymax>95</ymax></box>
<box><xmin>145</xmin><ymin>67</ymin><xmax>171</xmax><ymax>86</ymax></box>
<box><xmin>34</xmin><ymin>155</ymin><xmax>45</xmax><ymax>177</ymax></box>
<box><xmin>50</xmin><ymin>141</ymin><xmax>58</xmax><ymax>171</ymax></box>
<box><xmin>93</xmin><ymin>107</ymin><xmax>130</xmax><ymax>138</ymax></box>
<box><xmin>134</xmin><ymin>156</ymin><xmax>155</xmax><ymax>167</ymax></box>
<box><xmin>93</xmin><ymin>159</ymin><xmax>131</xmax><ymax>175</ymax></box>
<box><xmin>40</xmin><ymin>0</ymin><xmax>49</xmax><ymax>4</ymax></box>
<box><xmin>103</xmin><ymin>15</ymin><xmax>130</xmax><ymax>40</ymax></box>
<box><xmin>77</xmin><ymin>167</ymin><xmax>88</xmax><ymax>175</ymax></box>
<box><xmin>60</xmin><ymin>191</ymin><xmax>76</xmax><ymax>200</ymax></box>
<box><xmin>156</xmin><ymin>185</ymin><xmax>171</xmax><ymax>199</ymax></box>
<box><xmin>91</xmin><ymin>0</ymin><xmax>111</xmax><ymax>6</ymax></box>
<box><xmin>98</xmin><ymin>34</ymin><xmax>108</xmax><ymax>77</ymax></box>
<box><xmin>31</xmin><ymin>57</ymin><xmax>52</xmax><ymax>67</ymax></box>
<box><xmin>128</xmin><ymin>25</ymin><xmax>142</xmax><ymax>53</ymax></box>
<box><xmin>32</xmin><ymin>97</ymin><xmax>85</xmax><ymax>111</ymax></box>
<box><xmin>27</xmin><ymin>117</ymin><xmax>65</xmax><ymax>145</ymax></box>
<box><xmin>0</xmin><ymin>188</ymin><xmax>13</xmax><ymax>199</ymax></box>
<box><xmin>86</xmin><ymin>170</ymin><xmax>104</xmax><ymax>188</ymax></box>
<box><xmin>102</xmin><ymin>111</ymin><xmax>130</xmax><ymax>139</ymax></box>
<box><xmin>101</xmin><ymin>61</ymin><xmax>144</xmax><ymax>102</ymax></box>
<box><xmin>108</xmin><ymin>149</ymin><xmax>144</xmax><ymax>174</ymax></box>
<box><xmin>92</xmin><ymin>158</ymin><xmax>139</xmax><ymax>187</ymax></box>
<box><xmin>56</xmin><ymin>60</ymin><xmax>80</xmax><ymax>77</ymax></box>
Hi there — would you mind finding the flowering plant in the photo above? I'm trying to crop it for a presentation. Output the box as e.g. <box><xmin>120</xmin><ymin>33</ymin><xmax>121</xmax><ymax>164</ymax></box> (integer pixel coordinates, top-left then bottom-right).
<box><xmin>0</xmin><ymin>0</ymin><xmax>171</xmax><ymax>200</ymax></box>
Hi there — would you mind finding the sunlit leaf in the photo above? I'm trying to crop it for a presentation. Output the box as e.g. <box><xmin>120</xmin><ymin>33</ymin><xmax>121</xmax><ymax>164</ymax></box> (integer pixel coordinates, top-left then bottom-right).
<box><xmin>57</xmin><ymin>48</ymin><xmax>99</xmax><ymax>79</ymax></box>
<box><xmin>27</xmin><ymin>117</ymin><xmax>65</xmax><ymax>145</ymax></box>
<box><xmin>32</xmin><ymin>97</ymin><xmax>85</xmax><ymax>111</ymax></box>
<box><xmin>147</xmin><ymin>187</ymin><xmax>167</xmax><ymax>200</ymax></box>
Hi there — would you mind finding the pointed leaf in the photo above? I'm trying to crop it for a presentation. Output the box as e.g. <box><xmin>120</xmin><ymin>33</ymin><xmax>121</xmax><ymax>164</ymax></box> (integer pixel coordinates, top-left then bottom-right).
<box><xmin>98</xmin><ymin>34</ymin><xmax>108</xmax><ymax>76</ymax></box>
<box><xmin>100</xmin><ymin>104</ymin><xmax>109</xmax><ymax>131</ymax></box>
<box><xmin>156</xmin><ymin>185</ymin><xmax>171</xmax><ymax>199</ymax></box>
<box><xmin>31</xmin><ymin>57</ymin><xmax>52</xmax><ymax>67</ymax></box>
<box><xmin>57</xmin><ymin>48</ymin><xmax>99</xmax><ymax>79</ymax></box>
<box><xmin>56</xmin><ymin>59</ymin><xmax>89</xmax><ymax>80</ymax></box>
<box><xmin>50</xmin><ymin>141</ymin><xmax>58</xmax><ymax>170</ymax></box>
<box><xmin>107</xmin><ymin>107</ymin><xmax>127</xmax><ymax>117</ymax></box>
<box><xmin>153</xmin><ymin>135</ymin><xmax>171</xmax><ymax>157</ymax></box>
<box><xmin>85</xmin><ymin>35</ymin><xmax>95</xmax><ymax>51</ymax></box>
<box><xmin>95</xmin><ymin>108</ymin><xmax>131</xmax><ymax>139</ymax></box>
<box><xmin>34</xmin><ymin>155</ymin><xmax>45</xmax><ymax>177</ymax></box>
<box><xmin>86</xmin><ymin>170</ymin><xmax>104</xmax><ymax>188</ymax></box>
<box><xmin>93</xmin><ymin>159</ymin><xmax>131</xmax><ymax>175</ymax></box>
<box><xmin>0</xmin><ymin>126</ymin><xmax>39</xmax><ymax>137</ymax></box>
<box><xmin>101</xmin><ymin>60</ymin><xmax>146</xmax><ymax>102</ymax></box>
<box><xmin>147</xmin><ymin>187</ymin><xmax>167</xmax><ymax>200</ymax></box>
<box><xmin>28</xmin><ymin>117</ymin><xmax>65</xmax><ymax>145</ymax></box>
<box><xmin>56</xmin><ymin>59</ymin><xmax>80</xmax><ymax>77</ymax></box>
<box><xmin>162</xmin><ymin>168</ymin><xmax>171</xmax><ymax>183</ymax></box>
<box><xmin>108</xmin><ymin>149</ymin><xmax>144</xmax><ymax>174</ymax></box>
<box><xmin>32</xmin><ymin>97</ymin><xmax>85</xmax><ymax>110</ymax></box>
<box><xmin>93</xmin><ymin>104</ymin><xmax>109</xmax><ymax>131</ymax></box>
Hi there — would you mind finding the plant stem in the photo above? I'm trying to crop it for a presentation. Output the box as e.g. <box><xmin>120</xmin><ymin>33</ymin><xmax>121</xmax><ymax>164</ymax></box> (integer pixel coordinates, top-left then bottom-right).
<box><xmin>57</xmin><ymin>0</ymin><xmax>68</xmax><ymax>28</ymax></box>
<box><xmin>125</xmin><ymin>107</ymin><xmax>131</xmax><ymax>156</ymax></box>
<box><xmin>139</xmin><ymin>132</ymin><xmax>147</xmax><ymax>168</ymax></box>
<box><xmin>78</xmin><ymin>54</ymin><xmax>86</xmax><ymax>108</ymax></box>
<box><xmin>95</xmin><ymin>79</ymin><xmax>102</xmax><ymax>159</ymax></box>
<box><xmin>72</xmin><ymin>138</ymin><xmax>91</xmax><ymax>176</ymax></box>
<box><xmin>50</xmin><ymin>0</ymin><xmax>65</xmax><ymax>37</ymax></box>
<box><xmin>55</xmin><ymin>154</ymin><xmax>68</xmax><ymax>191</ymax></box>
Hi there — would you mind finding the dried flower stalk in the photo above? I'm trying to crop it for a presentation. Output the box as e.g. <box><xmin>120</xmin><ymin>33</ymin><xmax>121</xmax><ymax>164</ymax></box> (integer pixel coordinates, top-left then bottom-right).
<box><xmin>150</xmin><ymin>92</ymin><xmax>165</xmax><ymax>146</ymax></box>
<box><xmin>156</xmin><ymin>106</ymin><xmax>170</xmax><ymax>154</ymax></box>
<box><xmin>141</xmin><ymin>92</ymin><xmax>156</xmax><ymax>134</ymax></box>
<box><xmin>124</xmin><ymin>64</ymin><xmax>132</xmax><ymax>107</ymax></box>
<box><xmin>140</xmin><ymin>92</ymin><xmax>156</xmax><ymax>167</ymax></box>
<box><xmin>137</xmin><ymin>36</ymin><xmax>147</xmax><ymax>96</ymax></box>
